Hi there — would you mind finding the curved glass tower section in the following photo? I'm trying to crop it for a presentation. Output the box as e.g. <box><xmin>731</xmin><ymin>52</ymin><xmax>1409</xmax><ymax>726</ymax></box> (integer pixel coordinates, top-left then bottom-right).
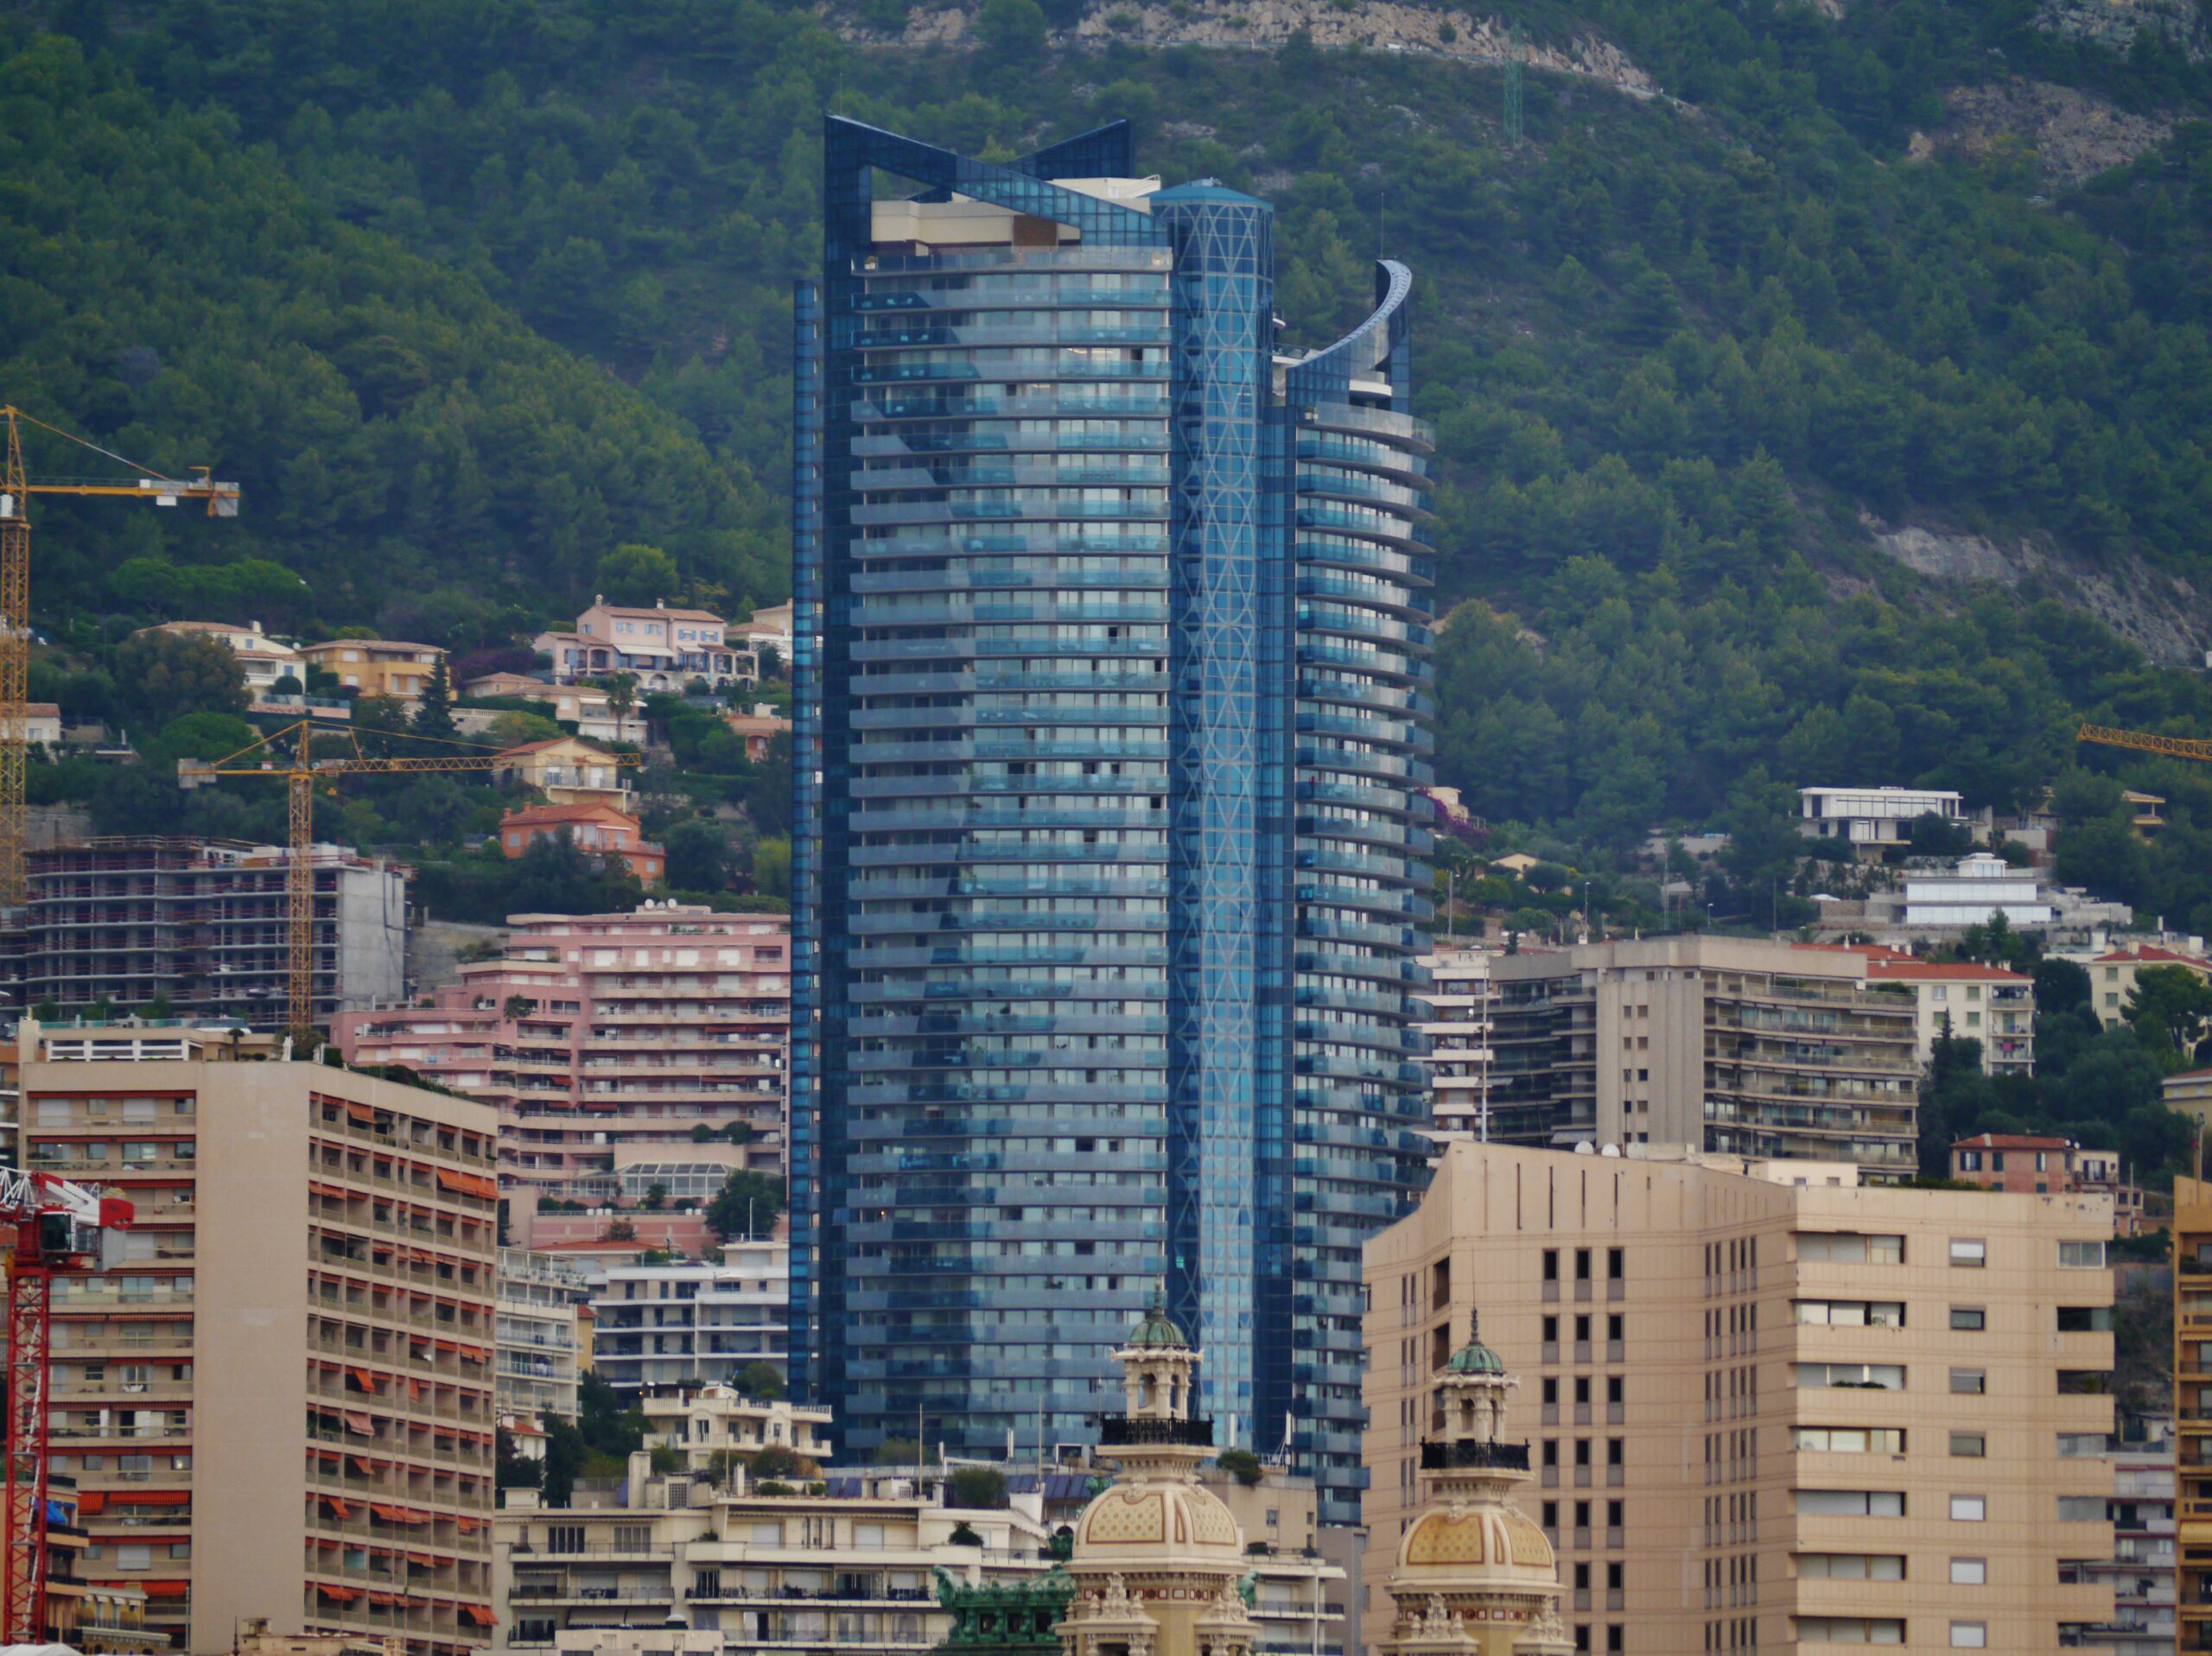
<box><xmin>791</xmin><ymin>118</ymin><xmax>1430</xmax><ymax>1522</ymax></box>
<box><xmin>1280</xmin><ymin>264</ymin><xmax>1438</xmax><ymax>1507</ymax></box>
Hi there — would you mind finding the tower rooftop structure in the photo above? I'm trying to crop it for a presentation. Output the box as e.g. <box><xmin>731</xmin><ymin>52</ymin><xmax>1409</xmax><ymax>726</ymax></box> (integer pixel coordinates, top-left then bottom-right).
<box><xmin>1057</xmin><ymin>1303</ymin><xmax>1256</xmax><ymax>1656</ymax></box>
<box><xmin>1381</xmin><ymin>1316</ymin><xmax>1567</xmax><ymax>1656</ymax></box>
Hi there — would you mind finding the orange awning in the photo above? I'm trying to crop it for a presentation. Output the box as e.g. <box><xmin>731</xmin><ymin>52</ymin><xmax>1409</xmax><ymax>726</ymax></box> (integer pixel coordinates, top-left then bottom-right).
<box><xmin>342</xmin><ymin>1411</ymin><xmax>375</xmax><ymax>1437</ymax></box>
<box><xmin>318</xmin><ymin>1583</ymin><xmax>358</xmax><ymax>1603</ymax></box>
<box><xmin>349</xmin><ymin>1367</ymin><xmax>381</xmax><ymax>1393</ymax></box>
<box><xmin>405</xmin><ymin>1551</ymin><xmax>441</xmax><ymax>1566</ymax></box>
<box><xmin>367</xmin><ymin>1590</ymin><xmax>406</xmax><ymax>1607</ymax></box>
<box><xmin>139</xmin><ymin>1581</ymin><xmax>189</xmax><ymax>1600</ymax></box>
<box><xmin>406</xmin><ymin>1378</ymin><xmax>422</xmax><ymax>1400</ymax></box>
<box><xmin>111</xmin><ymin>1491</ymin><xmax>188</xmax><ymax>1507</ymax></box>
<box><xmin>345</xmin><ymin>1102</ymin><xmax>375</xmax><ymax>1125</ymax></box>
<box><xmin>454</xmin><ymin>1515</ymin><xmax>481</xmax><ymax>1533</ymax></box>
<box><xmin>322</xmin><ymin>1496</ymin><xmax>351</xmax><ymax>1520</ymax></box>
<box><xmin>461</xmin><ymin>1605</ymin><xmax>495</xmax><ymax>1627</ymax></box>
<box><xmin>371</xmin><ymin>1503</ymin><xmax>428</xmax><ymax>1526</ymax></box>
<box><xmin>75</xmin><ymin>1493</ymin><xmax>103</xmax><ymax>1515</ymax></box>
<box><xmin>352</xmin><ymin>1456</ymin><xmax>379</xmax><ymax>1477</ymax></box>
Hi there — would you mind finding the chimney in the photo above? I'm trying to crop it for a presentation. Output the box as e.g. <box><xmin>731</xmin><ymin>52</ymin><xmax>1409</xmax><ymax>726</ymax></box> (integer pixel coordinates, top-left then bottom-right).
<box><xmin>655</xmin><ymin>598</ymin><xmax>666</xmax><ymax>610</ymax></box>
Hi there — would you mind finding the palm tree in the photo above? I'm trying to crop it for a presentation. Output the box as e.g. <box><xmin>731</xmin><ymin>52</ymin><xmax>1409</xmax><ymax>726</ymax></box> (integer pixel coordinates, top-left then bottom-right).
<box><xmin>604</xmin><ymin>672</ymin><xmax>639</xmax><ymax>741</ymax></box>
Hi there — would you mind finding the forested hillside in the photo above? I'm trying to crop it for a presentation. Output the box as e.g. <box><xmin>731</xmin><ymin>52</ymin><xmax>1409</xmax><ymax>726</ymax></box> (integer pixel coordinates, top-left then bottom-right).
<box><xmin>13</xmin><ymin>0</ymin><xmax>2212</xmax><ymax>921</ymax></box>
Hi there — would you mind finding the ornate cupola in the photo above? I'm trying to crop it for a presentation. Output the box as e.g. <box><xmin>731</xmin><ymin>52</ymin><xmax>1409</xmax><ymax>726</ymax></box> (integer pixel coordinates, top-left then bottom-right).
<box><xmin>1058</xmin><ymin>1288</ymin><xmax>1256</xmax><ymax>1656</ymax></box>
<box><xmin>1379</xmin><ymin>1315</ymin><xmax>1568</xmax><ymax>1656</ymax></box>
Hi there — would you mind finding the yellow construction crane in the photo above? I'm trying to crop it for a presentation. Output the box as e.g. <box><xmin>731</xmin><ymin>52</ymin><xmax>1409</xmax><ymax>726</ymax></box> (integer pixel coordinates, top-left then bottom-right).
<box><xmin>1</xmin><ymin>407</ymin><xmax>238</xmax><ymax>903</ymax></box>
<box><xmin>2077</xmin><ymin>722</ymin><xmax>2212</xmax><ymax>765</ymax></box>
<box><xmin>181</xmin><ymin>720</ymin><xmax>637</xmax><ymax>1035</ymax></box>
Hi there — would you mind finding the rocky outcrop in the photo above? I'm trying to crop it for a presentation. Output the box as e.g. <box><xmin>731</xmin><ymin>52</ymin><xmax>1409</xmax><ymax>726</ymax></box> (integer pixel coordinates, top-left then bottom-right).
<box><xmin>2036</xmin><ymin>0</ymin><xmax>2208</xmax><ymax>62</ymax></box>
<box><xmin>836</xmin><ymin>2</ymin><xmax>1659</xmax><ymax>98</ymax></box>
<box><xmin>1863</xmin><ymin>512</ymin><xmax>2212</xmax><ymax>667</ymax></box>
<box><xmin>1920</xmin><ymin>79</ymin><xmax>2171</xmax><ymax>187</ymax></box>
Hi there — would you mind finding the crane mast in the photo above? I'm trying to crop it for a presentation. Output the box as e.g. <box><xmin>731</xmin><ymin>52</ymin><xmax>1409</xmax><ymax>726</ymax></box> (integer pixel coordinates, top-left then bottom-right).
<box><xmin>1</xmin><ymin>416</ymin><xmax>29</xmax><ymax>908</ymax></box>
<box><xmin>0</xmin><ymin>1165</ymin><xmax>132</xmax><ymax>1643</ymax></box>
<box><xmin>185</xmin><ymin>721</ymin><xmax>639</xmax><ymax>1033</ymax></box>
<box><xmin>0</xmin><ymin>406</ymin><xmax>238</xmax><ymax>904</ymax></box>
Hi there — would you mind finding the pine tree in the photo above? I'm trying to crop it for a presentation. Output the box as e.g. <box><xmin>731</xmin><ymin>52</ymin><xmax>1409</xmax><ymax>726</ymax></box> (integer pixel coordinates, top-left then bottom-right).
<box><xmin>414</xmin><ymin>655</ymin><xmax>457</xmax><ymax>739</ymax></box>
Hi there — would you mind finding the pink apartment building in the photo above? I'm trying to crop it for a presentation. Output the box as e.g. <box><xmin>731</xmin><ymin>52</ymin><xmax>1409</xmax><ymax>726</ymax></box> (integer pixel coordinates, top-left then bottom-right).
<box><xmin>333</xmin><ymin>906</ymin><xmax>788</xmax><ymax>1206</ymax></box>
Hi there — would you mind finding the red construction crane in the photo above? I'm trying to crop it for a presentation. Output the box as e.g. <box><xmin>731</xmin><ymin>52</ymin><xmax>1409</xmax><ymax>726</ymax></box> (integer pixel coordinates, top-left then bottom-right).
<box><xmin>0</xmin><ymin>1167</ymin><xmax>132</xmax><ymax>1643</ymax></box>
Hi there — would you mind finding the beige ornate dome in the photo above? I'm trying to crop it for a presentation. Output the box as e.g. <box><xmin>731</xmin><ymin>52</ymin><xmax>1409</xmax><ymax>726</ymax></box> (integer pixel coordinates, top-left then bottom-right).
<box><xmin>1071</xmin><ymin>1479</ymin><xmax>1243</xmax><ymax>1569</ymax></box>
<box><xmin>1392</xmin><ymin>1501</ymin><xmax>1556</xmax><ymax>1587</ymax></box>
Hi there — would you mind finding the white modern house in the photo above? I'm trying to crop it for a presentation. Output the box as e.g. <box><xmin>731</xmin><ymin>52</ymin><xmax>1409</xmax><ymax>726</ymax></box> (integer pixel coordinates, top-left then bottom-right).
<box><xmin>1799</xmin><ymin>784</ymin><xmax>1977</xmax><ymax>847</ymax></box>
<box><xmin>1901</xmin><ymin>852</ymin><xmax>2055</xmax><ymax>928</ymax></box>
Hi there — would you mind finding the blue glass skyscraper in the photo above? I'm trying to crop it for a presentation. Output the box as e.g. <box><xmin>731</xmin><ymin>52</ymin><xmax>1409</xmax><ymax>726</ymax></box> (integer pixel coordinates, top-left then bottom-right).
<box><xmin>791</xmin><ymin>117</ymin><xmax>1433</xmax><ymax>1520</ymax></box>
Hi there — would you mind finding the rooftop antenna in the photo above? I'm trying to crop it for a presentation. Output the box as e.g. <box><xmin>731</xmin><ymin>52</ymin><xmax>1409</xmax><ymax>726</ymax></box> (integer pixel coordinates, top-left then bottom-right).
<box><xmin>1503</xmin><ymin>24</ymin><xmax>1525</xmax><ymax>150</ymax></box>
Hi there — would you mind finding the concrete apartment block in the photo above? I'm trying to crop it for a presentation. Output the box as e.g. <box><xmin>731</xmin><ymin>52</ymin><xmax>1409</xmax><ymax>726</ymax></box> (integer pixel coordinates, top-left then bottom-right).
<box><xmin>2172</xmin><ymin>1176</ymin><xmax>2212</xmax><ymax>1655</ymax></box>
<box><xmin>334</xmin><ymin>907</ymin><xmax>789</xmax><ymax>1207</ymax></box>
<box><xmin>1363</xmin><ymin>1141</ymin><xmax>2117</xmax><ymax>1656</ymax></box>
<box><xmin>1487</xmin><ymin>937</ymin><xmax>1921</xmax><ymax>1177</ymax></box>
<box><xmin>18</xmin><ymin>1022</ymin><xmax>499</xmax><ymax>1655</ymax></box>
<box><xmin>10</xmin><ymin>838</ymin><xmax>406</xmax><ymax>1029</ymax></box>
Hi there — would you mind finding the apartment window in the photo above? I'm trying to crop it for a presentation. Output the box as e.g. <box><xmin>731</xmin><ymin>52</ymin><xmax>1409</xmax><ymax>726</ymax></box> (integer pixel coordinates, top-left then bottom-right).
<box><xmin>1949</xmin><ymin>1558</ymin><xmax>1986</xmax><ymax>1585</ymax></box>
<box><xmin>1797</xmin><ymin>1233</ymin><xmax>1904</xmax><ymax>1265</ymax></box>
<box><xmin>1575</xmin><ymin>1248</ymin><xmax>1592</xmax><ymax>1281</ymax></box>
<box><xmin>546</xmin><ymin>1525</ymin><xmax>584</xmax><ymax>1552</ymax></box>
<box><xmin>1796</xmin><ymin>1554</ymin><xmax>1904</xmax><ymax>1580</ymax></box>
<box><xmin>1795</xmin><ymin>1362</ymin><xmax>1903</xmax><ymax>1391</ymax></box>
<box><xmin>2056</xmin><ymin>1433</ymin><xmax>2106</xmax><ymax>1457</ymax></box>
<box><xmin>1791</xmin><ymin>1427</ymin><xmax>1904</xmax><ymax>1454</ymax></box>
<box><xmin>2056</xmin><ymin>1496</ymin><xmax>2104</xmax><ymax>1521</ymax></box>
<box><xmin>1949</xmin><ymin>1495</ymin><xmax>1986</xmax><ymax>1522</ymax></box>
<box><xmin>1796</xmin><ymin>1489</ymin><xmax>1904</xmax><ymax>1517</ymax></box>
<box><xmin>1949</xmin><ymin>1238</ymin><xmax>1986</xmax><ymax>1268</ymax></box>
<box><xmin>1949</xmin><ymin>1368</ymin><xmax>1985</xmax><ymax>1395</ymax></box>
<box><xmin>2056</xmin><ymin>1306</ymin><xmax>2113</xmax><ymax>1332</ymax></box>
<box><xmin>1607</xmin><ymin>1247</ymin><xmax>1624</xmax><ymax>1280</ymax></box>
<box><xmin>1796</xmin><ymin>1619</ymin><xmax>1904</xmax><ymax>1644</ymax></box>
<box><xmin>1543</xmin><ymin>1250</ymin><xmax>1560</xmax><ymax>1283</ymax></box>
<box><xmin>1949</xmin><ymin>1432</ymin><xmax>1986</xmax><ymax>1458</ymax></box>
<box><xmin>1794</xmin><ymin>1300</ymin><xmax>1904</xmax><ymax>1328</ymax></box>
<box><xmin>1949</xmin><ymin>1624</ymin><xmax>1986</xmax><ymax>1648</ymax></box>
<box><xmin>2058</xmin><ymin>1240</ymin><xmax>2106</xmax><ymax>1269</ymax></box>
<box><xmin>1948</xmin><ymin>1307</ymin><xmax>1986</xmax><ymax>1332</ymax></box>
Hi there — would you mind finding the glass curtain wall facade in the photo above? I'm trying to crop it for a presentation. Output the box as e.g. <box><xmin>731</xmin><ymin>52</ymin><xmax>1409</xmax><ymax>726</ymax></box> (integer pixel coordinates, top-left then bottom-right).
<box><xmin>791</xmin><ymin>117</ymin><xmax>1432</xmax><ymax>1521</ymax></box>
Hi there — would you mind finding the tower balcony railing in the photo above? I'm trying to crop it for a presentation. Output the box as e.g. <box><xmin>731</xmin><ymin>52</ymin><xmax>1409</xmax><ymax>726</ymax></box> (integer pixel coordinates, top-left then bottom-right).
<box><xmin>1421</xmin><ymin>1439</ymin><xmax>1532</xmax><ymax>1472</ymax></box>
<box><xmin>1097</xmin><ymin>1415</ymin><xmax>1214</xmax><ymax>1448</ymax></box>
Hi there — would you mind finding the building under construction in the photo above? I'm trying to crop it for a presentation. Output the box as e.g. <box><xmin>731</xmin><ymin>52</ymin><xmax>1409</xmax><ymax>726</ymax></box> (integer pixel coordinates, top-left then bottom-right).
<box><xmin>3</xmin><ymin>838</ymin><xmax>407</xmax><ymax>1026</ymax></box>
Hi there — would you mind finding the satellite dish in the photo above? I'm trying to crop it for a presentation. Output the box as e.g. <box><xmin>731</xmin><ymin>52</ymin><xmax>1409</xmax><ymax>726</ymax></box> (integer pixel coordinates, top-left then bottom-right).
<box><xmin>1573</xmin><ymin>1141</ymin><xmax>1595</xmax><ymax>1155</ymax></box>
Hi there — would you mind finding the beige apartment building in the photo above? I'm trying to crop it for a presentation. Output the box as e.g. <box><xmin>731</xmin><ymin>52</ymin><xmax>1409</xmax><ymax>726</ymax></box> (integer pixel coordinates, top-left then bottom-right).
<box><xmin>17</xmin><ymin>1020</ymin><xmax>499</xmax><ymax>1654</ymax></box>
<box><xmin>1417</xmin><ymin>944</ymin><xmax>1497</xmax><ymax>1140</ymax></box>
<box><xmin>2174</xmin><ymin>1176</ymin><xmax>2212</xmax><ymax>1656</ymax></box>
<box><xmin>297</xmin><ymin>638</ymin><xmax>447</xmax><ymax>707</ymax></box>
<box><xmin>1363</xmin><ymin>1141</ymin><xmax>2117</xmax><ymax>1655</ymax></box>
<box><xmin>1487</xmin><ymin>937</ymin><xmax>1921</xmax><ymax>1177</ymax></box>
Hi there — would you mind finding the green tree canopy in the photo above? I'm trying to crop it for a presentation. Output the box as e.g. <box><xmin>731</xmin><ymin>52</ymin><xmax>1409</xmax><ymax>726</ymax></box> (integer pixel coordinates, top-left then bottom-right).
<box><xmin>594</xmin><ymin>544</ymin><xmax>683</xmax><ymax>606</ymax></box>
<box><xmin>112</xmin><ymin>631</ymin><xmax>248</xmax><ymax>732</ymax></box>
<box><xmin>706</xmin><ymin>1170</ymin><xmax>784</xmax><ymax>1241</ymax></box>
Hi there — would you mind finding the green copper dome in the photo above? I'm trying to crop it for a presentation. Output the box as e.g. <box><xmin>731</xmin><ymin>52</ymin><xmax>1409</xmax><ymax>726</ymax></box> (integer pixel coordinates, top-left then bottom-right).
<box><xmin>1124</xmin><ymin>1285</ymin><xmax>1190</xmax><ymax>1349</ymax></box>
<box><xmin>1444</xmin><ymin>1313</ymin><xmax>1506</xmax><ymax>1374</ymax></box>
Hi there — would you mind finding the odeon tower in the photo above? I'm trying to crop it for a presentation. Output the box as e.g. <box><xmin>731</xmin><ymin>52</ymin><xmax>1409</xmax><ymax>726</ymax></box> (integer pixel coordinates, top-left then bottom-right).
<box><xmin>790</xmin><ymin>116</ymin><xmax>1433</xmax><ymax>1521</ymax></box>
